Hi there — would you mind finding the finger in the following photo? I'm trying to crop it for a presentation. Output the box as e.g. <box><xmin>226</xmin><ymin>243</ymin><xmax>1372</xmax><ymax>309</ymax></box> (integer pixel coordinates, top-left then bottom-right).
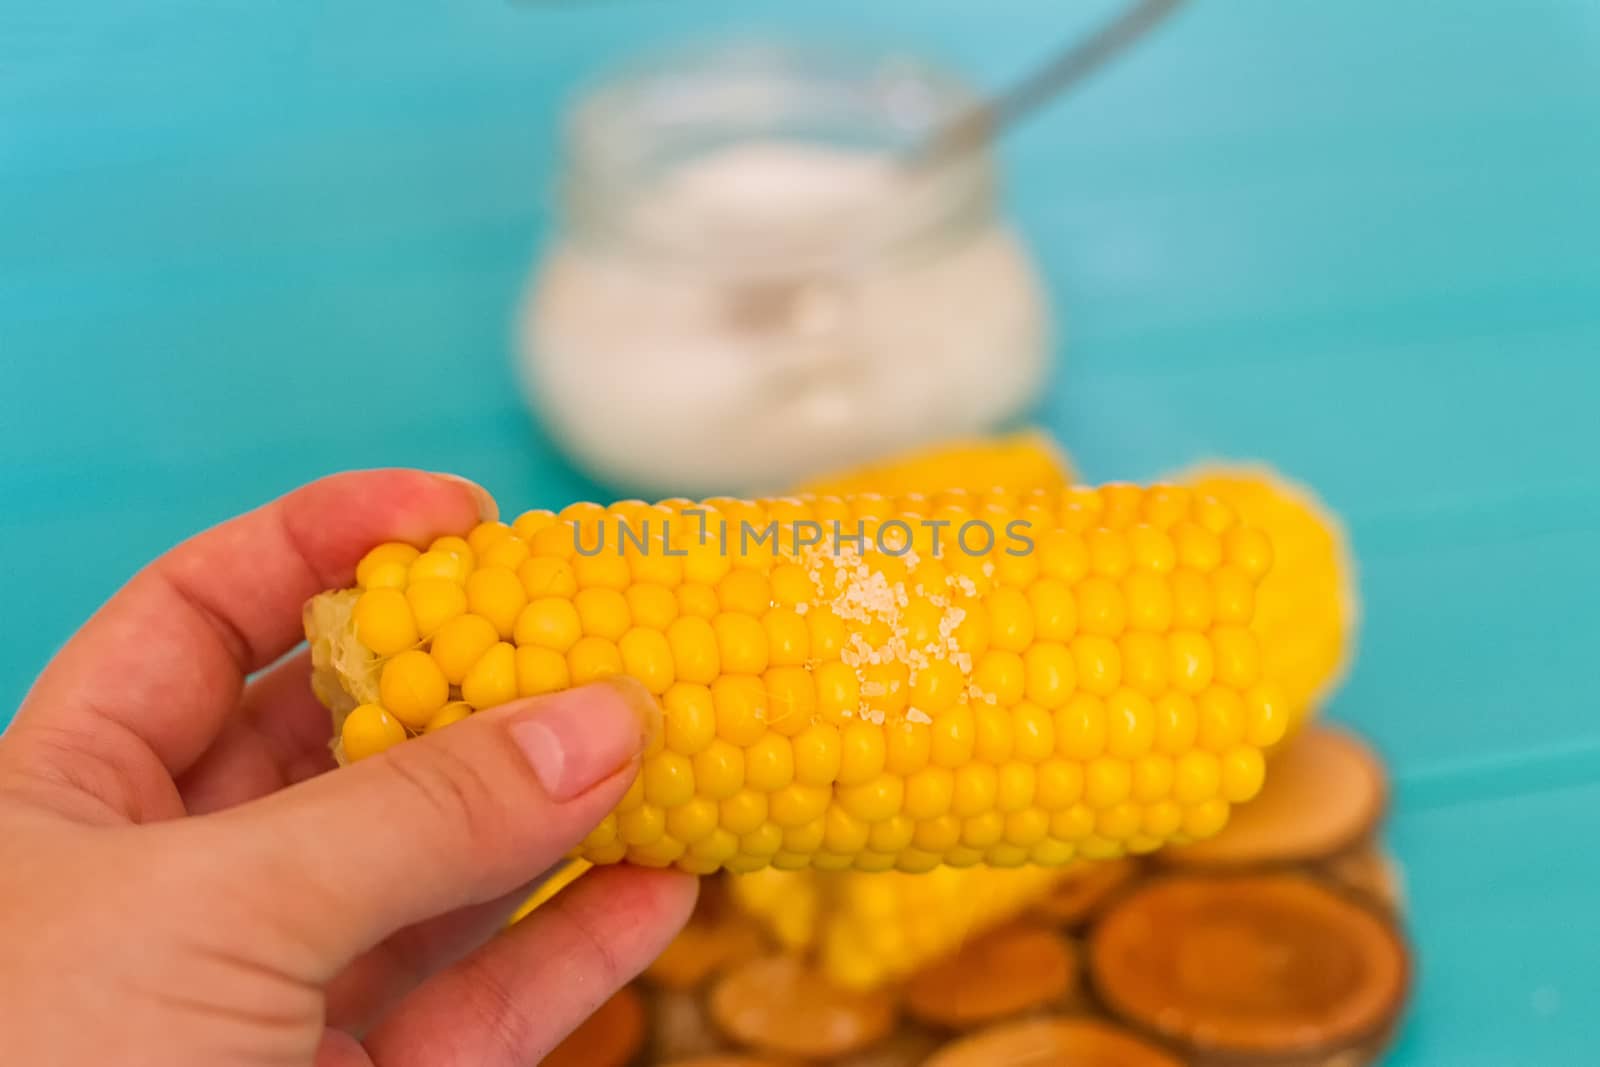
<box><xmin>6</xmin><ymin>470</ymin><xmax>492</xmax><ymax>821</ymax></box>
<box><xmin>363</xmin><ymin>865</ymin><xmax>697</xmax><ymax>1067</ymax></box>
<box><xmin>178</xmin><ymin>649</ymin><xmax>338</xmax><ymax>815</ymax></box>
<box><xmin>325</xmin><ymin>881</ymin><xmax>542</xmax><ymax>1032</ymax></box>
<box><xmin>317</xmin><ymin>1029</ymin><xmax>374</xmax><ymax>1067</ymax></box>
<box><xmin>201</xmin><ymin>679</ymin><xmax>658</xmax><ymax>978</ymax></box>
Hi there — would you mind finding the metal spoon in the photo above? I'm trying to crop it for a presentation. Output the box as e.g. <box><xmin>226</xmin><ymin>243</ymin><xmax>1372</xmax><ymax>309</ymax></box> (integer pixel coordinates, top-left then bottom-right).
<box><xmin>911</xmin><ymin>0</ymin><xmax>1186</xmax><ymax>169</ymax></box>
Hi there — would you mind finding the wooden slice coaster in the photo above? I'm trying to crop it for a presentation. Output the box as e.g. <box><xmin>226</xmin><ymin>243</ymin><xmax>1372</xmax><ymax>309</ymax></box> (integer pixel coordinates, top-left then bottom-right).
<box><xmin>903</xmin><ymin>924</ymin><xmax>1078</xmax><ymax>1030</ymax></box>
<box><xmin>1322</xmin><ymin>841</ymin><xmax>1405</xmax><ymax>913</ymax></box>
<box><xmin>922</xmin><ymin>1016</ymin><xmax>1185</xmax><ymax>1067</ymax></box>
<box><xmin>1031</xmin><ymin>859</ymin><xmax>1140</xmax><ymax>925</ymax></box>
<box><xmin>710</xmin><ymin>955</ymin><xmax>896</xmax><ymax>1060</ymax></box>
<box><xmin>649</xmin><ymin>988</ymin><xmax>727</xmax><ymax>1064</ymax></box>
<box><xmin>1087</xmin><ymin>873</ymin><xmax>1409</xmax><ymax>1060</ymax></box>
<box><xmin>1164</xmin><ymin>728</ymin><xmax>1386</xmax><ymax>868</ymax></box>
<box><xmin>646</xmin><ymin>914</ymin><xmax>770</xmax><ymax>991</ymax></box>
<box><xmin>834</xmin><ymin>1029</ymin><xmax>943</xmax><ymax>1067</ymax></box>
<box><xmin>542</xmin><ymin>985</ymin><xmax>645</xmax><ymax>1067</ymax></box>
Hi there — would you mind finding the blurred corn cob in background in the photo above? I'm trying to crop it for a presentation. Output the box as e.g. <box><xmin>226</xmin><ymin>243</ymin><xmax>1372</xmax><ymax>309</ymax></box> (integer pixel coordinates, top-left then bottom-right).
<box><xmin>722</xmin><ymin>436</ymin><xmax>1358</xmax><ymax>987</ymax></box>
<box><xmin>794</xmin><ymin>430</ymin><xmax>1071</xmax><ymax>497</ymax></box>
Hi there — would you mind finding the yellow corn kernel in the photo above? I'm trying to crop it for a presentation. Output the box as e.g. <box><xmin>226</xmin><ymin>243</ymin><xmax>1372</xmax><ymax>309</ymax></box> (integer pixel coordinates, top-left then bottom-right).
<box><xmin>643</xmin><ymin>751</ymin><xmax>694</xmax><ymax>807</ymax></box>
<box><xmin>625</xmin><ymin>583</ymin><xmax>678</xmax><ymax>631</ymax></box>
<box><xmin>1221</xmin><ymin>745</ymin><xmax>1267</xmax><ymax>802</ymax></box>
<box><xmin>771</xmin><ymin>783</ymin><xmax>830</xmax><ymax>827</ymax></box>
<box><xmin>479</xmin><ymin>536</ymin><xmax>530</xmax><ymax>572</ymax></box>
<box><xmin>360</xmin><ymin>561</ymin><xmax>409</xmax><ymax>590</ymax></box>
<box><xmin>378</xmin><ymin>650</ymin><xmax>450</xmax><ymax>729</ymax></box>
<box><xmin>713</xmin><ymin>613</ymin><xmax>768</xmax><ymax>674</ymax></box>
<box><xmin>514</xmin><ymin>645</ymin><xmax>568</xmax><ymax>697</ymax></box>
<box><xmin>574</xmin><ymin>587</ymin><xmax>630</xmax><ymax>640</ymax></box>
<box><xmin>694</xmin><ymin>739</ymin><xmax>744</xmax><ymax>800</ymax></box>
<box><xmin>762</xmin><ymin>609</ymin><xmax>809</xmax><ymax>667</ymax></box>
<box><xmin>424</xmin><ymin>700</ymin><xmax>473</xmax><ymax>733</ymax></box>
<box><xmin>1120</xmin><ymin>631</ymin><xmax>1169</xmax><ymax>696</ymax></box>
<box><xmin>352</xmin><ymin>588</ymin><xmax>418</xmax><ymax>657</ymax></box>
<box><xmin>405</xmin><ymin>578</ymin><xmax>467</xmax><ymax>638</ymax></box>
<box><xmin>813</xmin><ymin>661</ymin><xmax>860</xmax><ymax>724</ymax></box>
<box><xmin>884</xmin><ymin>721</ymin><xmax>930</xmax><ymax>775</ymax></box>
<box><xmin>676</xmin><ymin>582</ymin><xmax>718</xmax><ymax>619</ymax></box>
<box><xmin>929</xmin><ymin>705</ymin><xmax>975</xmax><ymax>767</ymax></box>
<box><xmin>357</xmin><ymin>543</ymin><xmax>420</xmax><ymax>588</ymax></box>
<box><xmin>712</xmin><ymin>675</ymin><xmax>769</xmax><ymax>746</ymax></box>
<box><xmin>464</xmin><ymin>567</ymin><xmax>527</xmax><ymax>640</ymax></box>
<box><xmin>662</xmin><ymin>683</ymin><xmax>716</xmax><ymax>755</ymax></box>
<box><xmin>745</xmin><ymin>734</ymin><xmax>796</xmax><ymax>792</ymax></box>
<box><xmin>529</xmin><ymin>521</ymin><xmax>576</xmax><ymax>561</ymax></box>
<box><xmin>341</xmin><ymin>702</ymin><xmax>407</xmax><ymax>761</ymax></box>
<box><xmin>1175</xmin><ymin>749</ymin><xmax>1221</xmax><ymax>804</ymax></box>
<box><xmin>770</xmin><ymin>562</ymin><xmax>814</xmax><ymax>606</ymax></box>
<box><xmin>791</xmin><ymin>722</ymin><xmax>841</xmax><ymax>786</ymax></box>
<box><xmin>429</xmin><ymin>534</ymin><xmax>474</xmax><ymax>565</ymax></box>
<box><xmin>618</xmin><ymin>627</ymin><xmax>675</xmax><ymax>695</ymax></box>
<box><xmin>511</xmin><ymin>509</ymin><xmax>556</xmax><ymax>541</ymax></box>
<box><xmin>466</xmin><ymin>520</ymin><xmax>514</xmax><ymax>556</ymax></box>
<box><xmin>574</xmin><ymin>550</ymin><xmax>631</xmax><ymax>592</ymax></box>
<box><xmin>720</xmin><ymin>790</ymin><xmax>768</xmax><ymax>835</ymax></box>
<box><xmin>1022</xmin><ymin>642</ymin><xmax>1075</xmax><ymax>707</ymax></box>
<box><xmin>567</xmin><ymin>636</ymin><xmax>621</xmax><ymax>685</ymax></box>
<box><xmin>1155</xmin><ymin>691</ymin><xmax>1200</xmax><ymax>754</ymax></box>
<box><xmin>461</xmin><ymin>641</ymin><xmax>517</xmax><ymax>709</ymax></box>
<box><xmin>717</xmin><ymin>569</ymin><xmax>771</xmax><ymax>616</ymax></box>
<box><xmin>764</xmin><ymin>666</ymin><xmax>816</xmax><ymax>736</ymax></box>
<box><xmin>666</xmin><ymin>615</ymin><xmax>719</xmax><ymax>685</ymax></box>
<box><xmin>430</xmin><ymin>614</ymin><xmax>500</xmax><ymax>686</ymax></box>
<box><xmin>517</xmin><ymin>556</ymin><xmax>577</xmax><ymax>599</ymax></box>
<box><xmin>665</xmin><ymin>797</ymin><xmax>718</xmax><ymax>844</ymax></box>
<box><xmin>409</xmin><ymin>549</ymin><xmax>468</xmax><ymax>585</ymax></box>
<box><xmin>513</xmin><ymin>598</ymin><xmax>582</xmax><ymax>653</ymax></box>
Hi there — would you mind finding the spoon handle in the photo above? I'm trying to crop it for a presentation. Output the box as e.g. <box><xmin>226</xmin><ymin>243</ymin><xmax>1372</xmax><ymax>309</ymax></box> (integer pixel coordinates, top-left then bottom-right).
<box><xmin>912</xmin><ymin>0</ymin><xmax>1186</xmax><ymax>168</ymax></box>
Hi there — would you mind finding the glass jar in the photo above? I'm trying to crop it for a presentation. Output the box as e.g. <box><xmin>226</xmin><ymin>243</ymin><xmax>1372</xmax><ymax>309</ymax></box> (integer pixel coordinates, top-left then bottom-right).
<box><xmin>519</xmin><ymin>40</ymin><xmax>1052</xmax><ymax>496</ymax></box>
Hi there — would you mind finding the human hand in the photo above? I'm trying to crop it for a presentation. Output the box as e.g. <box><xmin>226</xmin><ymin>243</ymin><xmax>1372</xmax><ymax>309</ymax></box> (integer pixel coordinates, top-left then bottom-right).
<box><xmin>0</xmin><ymin>470</ymin><xmax>697</xmax><ymax>1067</ymax></box>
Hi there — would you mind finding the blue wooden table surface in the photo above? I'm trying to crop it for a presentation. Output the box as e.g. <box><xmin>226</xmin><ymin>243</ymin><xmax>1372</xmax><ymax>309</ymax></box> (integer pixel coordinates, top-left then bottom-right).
<box><xmin>4</xmin><ymin>2</ymin><xmax>1599</xmax><ymax>1062</ymax></box>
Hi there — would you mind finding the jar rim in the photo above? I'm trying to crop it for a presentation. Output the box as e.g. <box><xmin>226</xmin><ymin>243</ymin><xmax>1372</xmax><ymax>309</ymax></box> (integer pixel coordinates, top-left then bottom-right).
<box><xmin>560</xmin><ymin>37</ymin><xmax>998</xmax><ymax>277</ymax></box>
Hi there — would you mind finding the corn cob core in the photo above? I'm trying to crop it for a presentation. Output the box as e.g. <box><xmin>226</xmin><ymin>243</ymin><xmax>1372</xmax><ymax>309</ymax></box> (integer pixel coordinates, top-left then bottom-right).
<box><xmin>305</xmin><ymin>484</ymin><xmax>1285</xmax><ymax>875</ymax></box>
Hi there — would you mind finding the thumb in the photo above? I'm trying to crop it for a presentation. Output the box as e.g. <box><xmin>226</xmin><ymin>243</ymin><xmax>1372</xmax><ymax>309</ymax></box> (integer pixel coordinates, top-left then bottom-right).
<box><xmin>199</xmin><ymin>678</ymin><xmax>658</xmax><ymax>978</ymax></box>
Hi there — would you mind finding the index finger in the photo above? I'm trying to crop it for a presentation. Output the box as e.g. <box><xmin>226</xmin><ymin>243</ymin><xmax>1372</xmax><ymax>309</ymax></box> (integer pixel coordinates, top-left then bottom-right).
<box><xmin>5</xmin><ymin>469</ymin><xmax>494</xmax><ymax>817</ymax></box>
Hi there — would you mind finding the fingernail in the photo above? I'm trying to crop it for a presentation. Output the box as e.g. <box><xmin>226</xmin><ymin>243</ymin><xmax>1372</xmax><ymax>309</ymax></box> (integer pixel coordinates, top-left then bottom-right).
<box><xmin>602</xmin><ymin>674</ymin><xmax>664</xmax><ymax>754</ymax></box>
<box><xmin>432</xmin><ymin>472</ymin><xmax>499</xmax><ymax>522</ymax></box>
<box><xmin>509</xmin><ymin>681</ymin><xmax>654</xmax><ymax>801</ymax></box>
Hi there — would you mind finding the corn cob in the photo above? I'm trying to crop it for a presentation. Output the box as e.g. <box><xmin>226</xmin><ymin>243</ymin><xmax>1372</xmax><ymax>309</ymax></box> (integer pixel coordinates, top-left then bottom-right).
<box><xmin>305</xmin><ymin>484</ymin><xmax>1285</xmax><ymax>875</ymax></box>
<box><xmin>794</xmin><ymin>430</ymin><xmax>1071</xmax><ymax>497</ymax></box>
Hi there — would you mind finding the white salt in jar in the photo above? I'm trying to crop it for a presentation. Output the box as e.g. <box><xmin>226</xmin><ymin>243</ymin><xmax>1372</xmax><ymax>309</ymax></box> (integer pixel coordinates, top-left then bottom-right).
<box><xmin>519</xmin><ymin>41</ymin><xmax>1052</xmax><ymax>496</ymax></box>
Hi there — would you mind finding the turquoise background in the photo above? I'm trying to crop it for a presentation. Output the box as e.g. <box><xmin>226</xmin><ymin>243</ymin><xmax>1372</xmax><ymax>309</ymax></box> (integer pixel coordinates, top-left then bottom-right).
<box><xmin>3</xmin><ymin>1</ymin><xmax>1599</xmax><ymax>1062</ymax></box>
